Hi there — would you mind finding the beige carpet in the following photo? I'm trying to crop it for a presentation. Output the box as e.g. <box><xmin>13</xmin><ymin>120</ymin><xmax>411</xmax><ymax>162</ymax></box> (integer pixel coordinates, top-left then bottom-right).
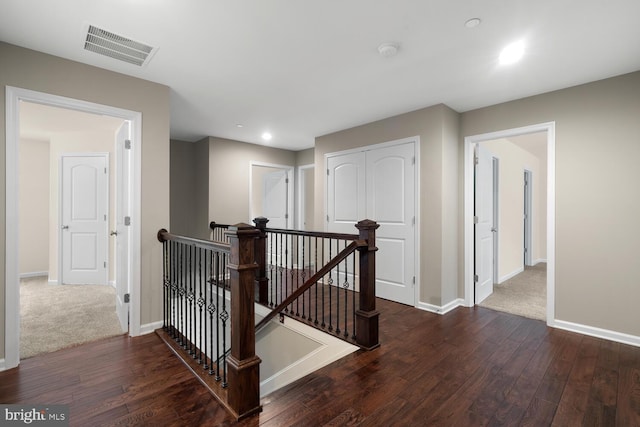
<box><xmin>479</xmin><ymin>263</ymin><xmax>546</xmax><ymax>321</ymax></box>
<box><xmin>20</xmin><ymin>276</ymin><xmax>125</xmax><ymax>359</ymax></box>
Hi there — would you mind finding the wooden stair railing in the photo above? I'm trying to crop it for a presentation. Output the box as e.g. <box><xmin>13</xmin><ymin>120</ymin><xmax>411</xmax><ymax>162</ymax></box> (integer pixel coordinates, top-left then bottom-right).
<box><xmin>211</xmin><ymin>218</ymin><xmax>381</xmax><ymax>349</ymax></box>
<box><xmin>157</xmin><ymin>224</ymin><xmax>261</xmax><ymax>420</ymax></box>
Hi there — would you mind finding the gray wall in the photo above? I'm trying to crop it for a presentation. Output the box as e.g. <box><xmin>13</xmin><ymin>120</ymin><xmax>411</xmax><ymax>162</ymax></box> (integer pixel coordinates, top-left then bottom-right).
<box><xmin>0</xmin><ymin>42</ymin><xmax>170</xmax><ymax>359</ymax></box>
<box><xmin>170</xmin><ymin>140</ymin><xmax>197</xmax><ymax>236</ymax></box>
<box><xmin>461</xmin><ymin>70</ymin><xmax>640</xmax><ymax>336</ymax></box>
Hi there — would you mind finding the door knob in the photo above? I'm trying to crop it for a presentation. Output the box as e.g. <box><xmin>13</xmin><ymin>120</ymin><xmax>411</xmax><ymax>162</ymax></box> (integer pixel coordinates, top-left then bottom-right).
<box><xmin>110</xmin><ymin>230</ymin><xmax>118</xmax><ymax>236</ymax></box>
<box><xmin>491</xmin><ymin>227</ymin><xmax>497</xmax><ymax>232</ymax></box>
<box><xmin>61</xmin><ymin>225</ymin><xmax>69</xmax><ymax>230</ymax></box>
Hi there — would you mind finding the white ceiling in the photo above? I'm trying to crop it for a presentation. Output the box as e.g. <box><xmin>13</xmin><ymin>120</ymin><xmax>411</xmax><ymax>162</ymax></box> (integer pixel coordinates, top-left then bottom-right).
<box><xmin>3</xmin><ymin>1</ymin><xmax>640</xmax><ymax>151</ymax></box>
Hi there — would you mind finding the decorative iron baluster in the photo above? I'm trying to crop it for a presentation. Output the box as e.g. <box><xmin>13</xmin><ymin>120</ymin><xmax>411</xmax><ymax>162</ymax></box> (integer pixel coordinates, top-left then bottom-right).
<box><xmin>328</xmin><ymin>238</ymin><xmax>333</xmax><ymax>332</ymax></box>
<box><xmin>351</xmin><ymin>252</ymin><xmax>356</xmax><ymax>340</ymax></box>
<box><xmin>220</xmin><ymin>252</ymin><xmax>229</xmax><ymax>388</ymax></box>
<box><xmin>336</xmin><ymin>240</ymin><xmax>341</xmax><ymax>336</ymax></box>
<box><xmin>343</xmin><ymin>246</ymin><xmax>350</xmax><ymax>339</ymax></box>
<box><xmin>321</xmin><ymin>237</ymin><xmax>326</xmax><ymax>329</ymax></box>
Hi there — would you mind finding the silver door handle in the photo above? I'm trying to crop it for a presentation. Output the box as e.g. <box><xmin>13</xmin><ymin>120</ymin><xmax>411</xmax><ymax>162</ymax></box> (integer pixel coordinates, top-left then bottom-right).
<box><xmin>491</xmin><ymin>227</ymin><xmax>497</xmax><ymax>232</ymax></box>
<box><xmin>110</xmin><ymin>230</ymin><xmax>118</xmax><ymax>236</ymax></box>
<box><xmin>61</xmin><ymin>225</ymin><xmax>69</xmax><ymax>230</ymax></box>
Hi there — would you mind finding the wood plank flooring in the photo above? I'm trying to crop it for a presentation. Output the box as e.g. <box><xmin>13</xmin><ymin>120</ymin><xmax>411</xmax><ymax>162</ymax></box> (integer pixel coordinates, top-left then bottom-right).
<box><xmin>1</xmin><ymin>300</ymin><xmax>639</xmax><ymax>426</ymax></box>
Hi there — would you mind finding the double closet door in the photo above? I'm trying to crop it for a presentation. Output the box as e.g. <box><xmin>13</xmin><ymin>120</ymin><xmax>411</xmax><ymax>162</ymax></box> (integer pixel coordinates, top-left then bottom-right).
<box><xmin>326</xmin><ymin>140</ymin><xmax>416</xmax><ymax>306</ymax></box>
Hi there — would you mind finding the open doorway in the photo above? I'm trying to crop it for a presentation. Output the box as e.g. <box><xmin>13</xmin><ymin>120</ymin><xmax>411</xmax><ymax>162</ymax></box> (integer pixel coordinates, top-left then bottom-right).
<box><xmin>249</xmin><ymin>162</ymin><xmax>294</xmax><ymax>228</ymax></box>
<box><xmin>465</xmin><ymin>123</ymin><xmax>555</xmax><ymax>324</ymax></box>
<box><xmin>18</xmin><ymin>103</ymin><xmax>125</xmax><ymax>358</ymax></box>
<box><xmin>5</xmin><ymin>87</ymin><xmax>142</xmax><ymax>369</ymax></box>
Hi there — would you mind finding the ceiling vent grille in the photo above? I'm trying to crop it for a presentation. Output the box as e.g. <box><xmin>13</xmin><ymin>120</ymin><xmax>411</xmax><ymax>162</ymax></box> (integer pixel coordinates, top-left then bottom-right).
<box><xmin>84</xmin><ymin>25</ymin><xmax>155</xmax><ymax>66</ymax></box>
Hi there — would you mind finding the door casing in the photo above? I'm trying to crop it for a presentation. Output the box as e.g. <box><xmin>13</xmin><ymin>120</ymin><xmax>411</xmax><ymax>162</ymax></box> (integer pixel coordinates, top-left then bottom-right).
<box><xmin>5</xmin><ymin>86</ymin><xmax>142</xmax><ymax>370</ymax></box>
<box><xmin>464</xmin><ymin>122</ymin><xmax>556</xmax><ymax>326</ymax></box>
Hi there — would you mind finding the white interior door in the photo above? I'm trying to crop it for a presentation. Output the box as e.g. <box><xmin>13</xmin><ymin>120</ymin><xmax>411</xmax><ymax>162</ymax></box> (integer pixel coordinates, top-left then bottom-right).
<box><xmin>115</xmin><ymin>123</ymin><xmax>130</xmax><ymax>332</ymax></box>
<box><xmin>327</xmin><ymin>141</ymin><xmax>416</xmax><ymax>306</ymax></box>
<box><xmin>366</xmin><ymin>143</ymin><xmax>415</xmax><ymax>305</ymax></box>
<box><xmin>61</xmin><ymin>154</ymin><xmax>109</xmax><ymax>285</ymax></box>
<box><xmin>474</xmin><ymin>144</ymin><xmax>494</xmax><ymax>303</ymax></box>
<box><xmin>327</xmin><ymin>152</ymin><xmax>366</xmax><ymax>234</ymax></box>
<box><xmin>262</xmin><ymin>169</ymin><xmax>289</xmax><ymax>229</ymax></box>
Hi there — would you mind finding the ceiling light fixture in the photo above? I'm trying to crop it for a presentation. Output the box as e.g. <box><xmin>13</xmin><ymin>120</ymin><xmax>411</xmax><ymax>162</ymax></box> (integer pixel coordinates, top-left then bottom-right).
<box><xmin>499</xmin><ymin>40</ymin><xmax>525</xmax><ymax>65</ymax></box>
<box><xmin>377</xmin><ymin>43</ymin><xmax>399</xmax><ymax>58</ymax></box>
<box><xmin>236</xmin><ymin>123</ymin><xmax>243</xmax><ymax>128</ymax></box>
<box><xmin>465</xmin><ymin>18</ymin><xmax>481</xmax><ymax>28</ymax></box>
<box><xmin>262</xmin><ymin>132</ymin><xmax>272</xmax><ymax>141</ymax></box>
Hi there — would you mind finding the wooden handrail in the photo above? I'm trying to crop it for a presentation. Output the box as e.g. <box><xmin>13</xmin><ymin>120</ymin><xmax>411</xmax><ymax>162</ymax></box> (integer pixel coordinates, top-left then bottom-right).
<box><xmin>254</xmin><ymin>240</ymin><xmax>365</xmax><ymax>333</ymax></box>
<box><xmin>263</xmin><ymin>227</ymin><xmax>359</xmax><ymax>241</ymax></box>
<box><xmin>157</xmin><ymin>228</ymin><xmax>230</xmax><ymax>253</ymax></box>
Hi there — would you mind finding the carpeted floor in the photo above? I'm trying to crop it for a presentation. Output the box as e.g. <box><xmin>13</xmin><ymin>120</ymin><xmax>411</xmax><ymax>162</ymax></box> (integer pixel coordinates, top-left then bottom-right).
<box><xmin>479</xmin><ymin>263</ymin><xmax>546</xmax><ymax>321</ymax></box>
<box><xmin>20</xmin><ymin>276</ymin><xmax>125</xmax><ymax>359</ymax></box>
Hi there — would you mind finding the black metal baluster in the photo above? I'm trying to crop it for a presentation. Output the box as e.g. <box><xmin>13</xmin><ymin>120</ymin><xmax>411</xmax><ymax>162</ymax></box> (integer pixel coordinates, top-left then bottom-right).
<box><xmin>292</xmin><ymin>234</ymin><xmax>299</xmax><ymax>317</ymax></box>
<box><xmin>178</xmin><ymin>242</ymin><xmax>184</xmax><ymax>346</ymax></box>
<box><xmin>206</xmin><ymin>250</ymin><xmax>215</xmax><ymax>373</ymax></box>
<box><xmin>352</xmin><ymin>252</ymin><xmax>357</xmax><ymax>340</ymax></box>
<box><xmin>188</xmin><ymin>245</ymin><xmax>194</xmax><ymax>355</ymax></box>
<box><xmin>314</xmin><ymin>236</ymin><xmax>319</xmax><ymax>325</ymax></box>
<box><xmin>297</xmin><ymin>236</ymin><xmax>309</xmax><ymax>320</ymax></box>
<box><xmin>221</xmin><ymin>252</ymin><xmax>228</xmax><ymax>388</ymax></box>
<box><xmin>328</xmin><ymin>238</ymin><xmax>333</xmax><ymax>332</ymax></box>
<box><xmin>170</xmin><ymin>241</ymin><xmax>177</xmax><ymax>338</ymax></box>
<box><xmin>336</xmin><ymin>240</ymin><xmax>341</xmax><ymax>336</ymax></box>
<box><xmin>321</xmin><ymin>237</ymin><xmax>326</xmax><ymax>329</ymax></box>
<box><xmin>269</xmin><ymin>232</ymin><xmax>274</xmax><ymax>307</ymax></box>
<box><xmin>214</xmin><ymin>252</ymin><xmax>221</xmax><ymax>380</ymax></box>
<box><xmin>197</xmin><ymin>247</ymin><xmax>204</xmax><ymax>364</ymax></box>
<box><xmin>343</xmin><ymin>246</ymin><xmax>349</xmax><ymax>339</ymax></box>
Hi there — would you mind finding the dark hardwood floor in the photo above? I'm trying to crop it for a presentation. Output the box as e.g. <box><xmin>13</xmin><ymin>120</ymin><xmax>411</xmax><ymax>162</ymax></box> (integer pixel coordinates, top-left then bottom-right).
<box><xmin>1</xmin><ymin>300</ymin><xmax>639</xmax><ymax>426</ymax></box>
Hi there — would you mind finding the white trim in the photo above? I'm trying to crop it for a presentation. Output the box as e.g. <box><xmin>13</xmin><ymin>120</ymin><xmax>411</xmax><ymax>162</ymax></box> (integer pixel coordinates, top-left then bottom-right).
<box><xmin>554</xmin><ymin>320</ymin><xmax>640</xmax><ymax>348</ymax></box>
<box><xmin>249</xmin><ymin>161</ymin><xmax>295</xmax><ymax>228</ymax></box>
<box><xmin>109</xmin><ymin>280</ymin><xmax>116</xmax><ymax>288</ymax></box>
<box><xmin>47</xmin><ymin>279</ymin><xmax>59</xmax><ymax>286</ymax></box>
<box><xmin>0</xmin><ymin>359</ymin><xmax>5</xmax><ymax>372</ymax></box>
<box><xmin>464</xmin><ymin>122</ymin><xmax>556</xmax><ymax>328</ymax></box>
<box><xmin>417</xmin><ymin>298</ymin><xmax>464</xmax><ymax>315</ymax></box>
<box><xmin>19</xmin><ymin>271</ymin><xmax>48</xmax><ymax>279</ymax></box>
<box><xmin>498</xmin><ymin>266</ymin><xmax>525</xmax><ymax>284</ymax></box>
<box><xmin>139</xmin><ymin>320</ymin><xmax>164</xmax><ymax>335</ymax></box>
<box><xmin>324</xmin><ymin>136</ymin><xmax>421</xmax><ymax>308</ymax></box>
<box><xmin>5</xmin><ymin>86</ymin><xmax>143</xmax><ymax>369</ymax></box>
<box><xmin>533</xmin><ymin>258</ymin><xmax>547</xmax><ymax>265</ymax></box>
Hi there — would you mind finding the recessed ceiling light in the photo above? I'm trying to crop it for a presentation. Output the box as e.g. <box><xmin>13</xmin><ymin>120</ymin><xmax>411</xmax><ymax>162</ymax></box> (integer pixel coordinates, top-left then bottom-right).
<box><xmin>377</xmin><ymin>43</ymin><xmax>399</xmax><ymax>58</ymax></box>
<box><xmin>262</xmin><ymin>132</ymin><xmax>272</xmax><ymax>141</ymax></box>
<box><xmin>236</xmin><ymin>123</ymin><xmax>243</xmax><ymax>128</ymax></box>
<box><xmin>499</xmin><ymin>40</ymin><xmax>525</xmax><ymax>65</ymax></box>
<box><xmin>465</xmin><ymin>18</ymin><xmax>481</xmax><ymax>28</ymax></box>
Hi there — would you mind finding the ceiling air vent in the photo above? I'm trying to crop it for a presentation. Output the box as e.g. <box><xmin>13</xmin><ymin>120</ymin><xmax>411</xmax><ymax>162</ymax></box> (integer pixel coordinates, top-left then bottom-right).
<box><xmin>84</xmin><ymin>25</ymin><xmax>156</xmax><ymax>66</ymax></box>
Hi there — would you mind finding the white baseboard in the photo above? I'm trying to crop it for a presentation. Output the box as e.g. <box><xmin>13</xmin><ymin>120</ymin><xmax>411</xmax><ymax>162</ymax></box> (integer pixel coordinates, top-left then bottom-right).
<box><xmin>533</xmin><ymin>258</ymin><xmax>547</xmax><ymax>265</ymax></box>
<box><xmin>417</xmin><ymin>298</ymin><xmax>464</xmax><ymax>315</ymax></box>
<box><xmin>552</xmin><ymin>319</ymin><xmax>640</xmax><ymax>348</ymax></box>
<box><xmin>19</xmin><ymin>271</ymin><xmax>48</xmax><ymax>279</ymax></box>
<box><xmin>109</xmin><ymin>280</ymin><xmax>116</xmax><ymax>288</ymax></box>
<box><xmin>48</xmin><ymin>279</ymin><xmax>59</xmax><ymax>285</ymax></box>
<box><xmin>0</xmin><ymin>358</ymin><xmax>5</xmax><ymax>372</ymax></box>
<box><xmin>499</xmin><ymin>267</ymin><xmax>524</xmax><ymax>284</ymax></box>
<box><xmin>139</xmin><ymin>320</ymin><xmax>164</xmax><ymax>335</ymax></box>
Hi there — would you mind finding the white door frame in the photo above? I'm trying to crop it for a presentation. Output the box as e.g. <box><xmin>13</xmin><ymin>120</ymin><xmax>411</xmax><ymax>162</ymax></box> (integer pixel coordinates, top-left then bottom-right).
<box><xmin>5</xmin><ymin>86</ymin><xmax>142</xmax><ymax>369</ymax></box>
<box><xmin>249</xmin><ymin>161</ymin><xmax>294</xmax><ymax>228</ymax></box>
<box><xmin>324</xmin><ymin>136</ymin><xmax>420</xmax><ymax>308</ymax></box>
<box><xmin>464</xmin><ymin>122</ymin><xmax>556</xmax><ymax>326</ymax></box>
<box><xmin>58</xmin><ymin>152</ymin><xmax>110</xmax><ymax>286</ymax></box>
<box><xmin>492</xmin><ymin>156</ymin><xmax>500</xmax><ymax>286</ymax></box>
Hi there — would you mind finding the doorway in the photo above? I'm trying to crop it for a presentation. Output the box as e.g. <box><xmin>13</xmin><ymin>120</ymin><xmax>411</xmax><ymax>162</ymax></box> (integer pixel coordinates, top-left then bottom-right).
<box><xmin>249</xmin><ymin>162</ymin><xmax>294</xmax><ymax>228</ymax></box>
<box><xmin>464</xmin><ymin>122</ymin><xmax>555</xmax><ymax>325</ymax></box>
<box><xmin>5</xmin><ymin>87</ymin><xmax>142</xmax><ymax>369</ymax></box>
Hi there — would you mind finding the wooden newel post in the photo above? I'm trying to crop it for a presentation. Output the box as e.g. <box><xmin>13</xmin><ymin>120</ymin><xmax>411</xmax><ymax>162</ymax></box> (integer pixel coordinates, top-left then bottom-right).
<box><xmin>355</xmin><ymin>219</ymin><xmax>380</xmax><ymax>350</ymax></box>
<box><xmin>253</xmin><ymin>217</ymin><xmax>269</xmax><ymax>306</ymax></box>
<box><xmin>226</xmin><ymin>223</ymin><xmax>262</xmax><ymax>419</ymax></box>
